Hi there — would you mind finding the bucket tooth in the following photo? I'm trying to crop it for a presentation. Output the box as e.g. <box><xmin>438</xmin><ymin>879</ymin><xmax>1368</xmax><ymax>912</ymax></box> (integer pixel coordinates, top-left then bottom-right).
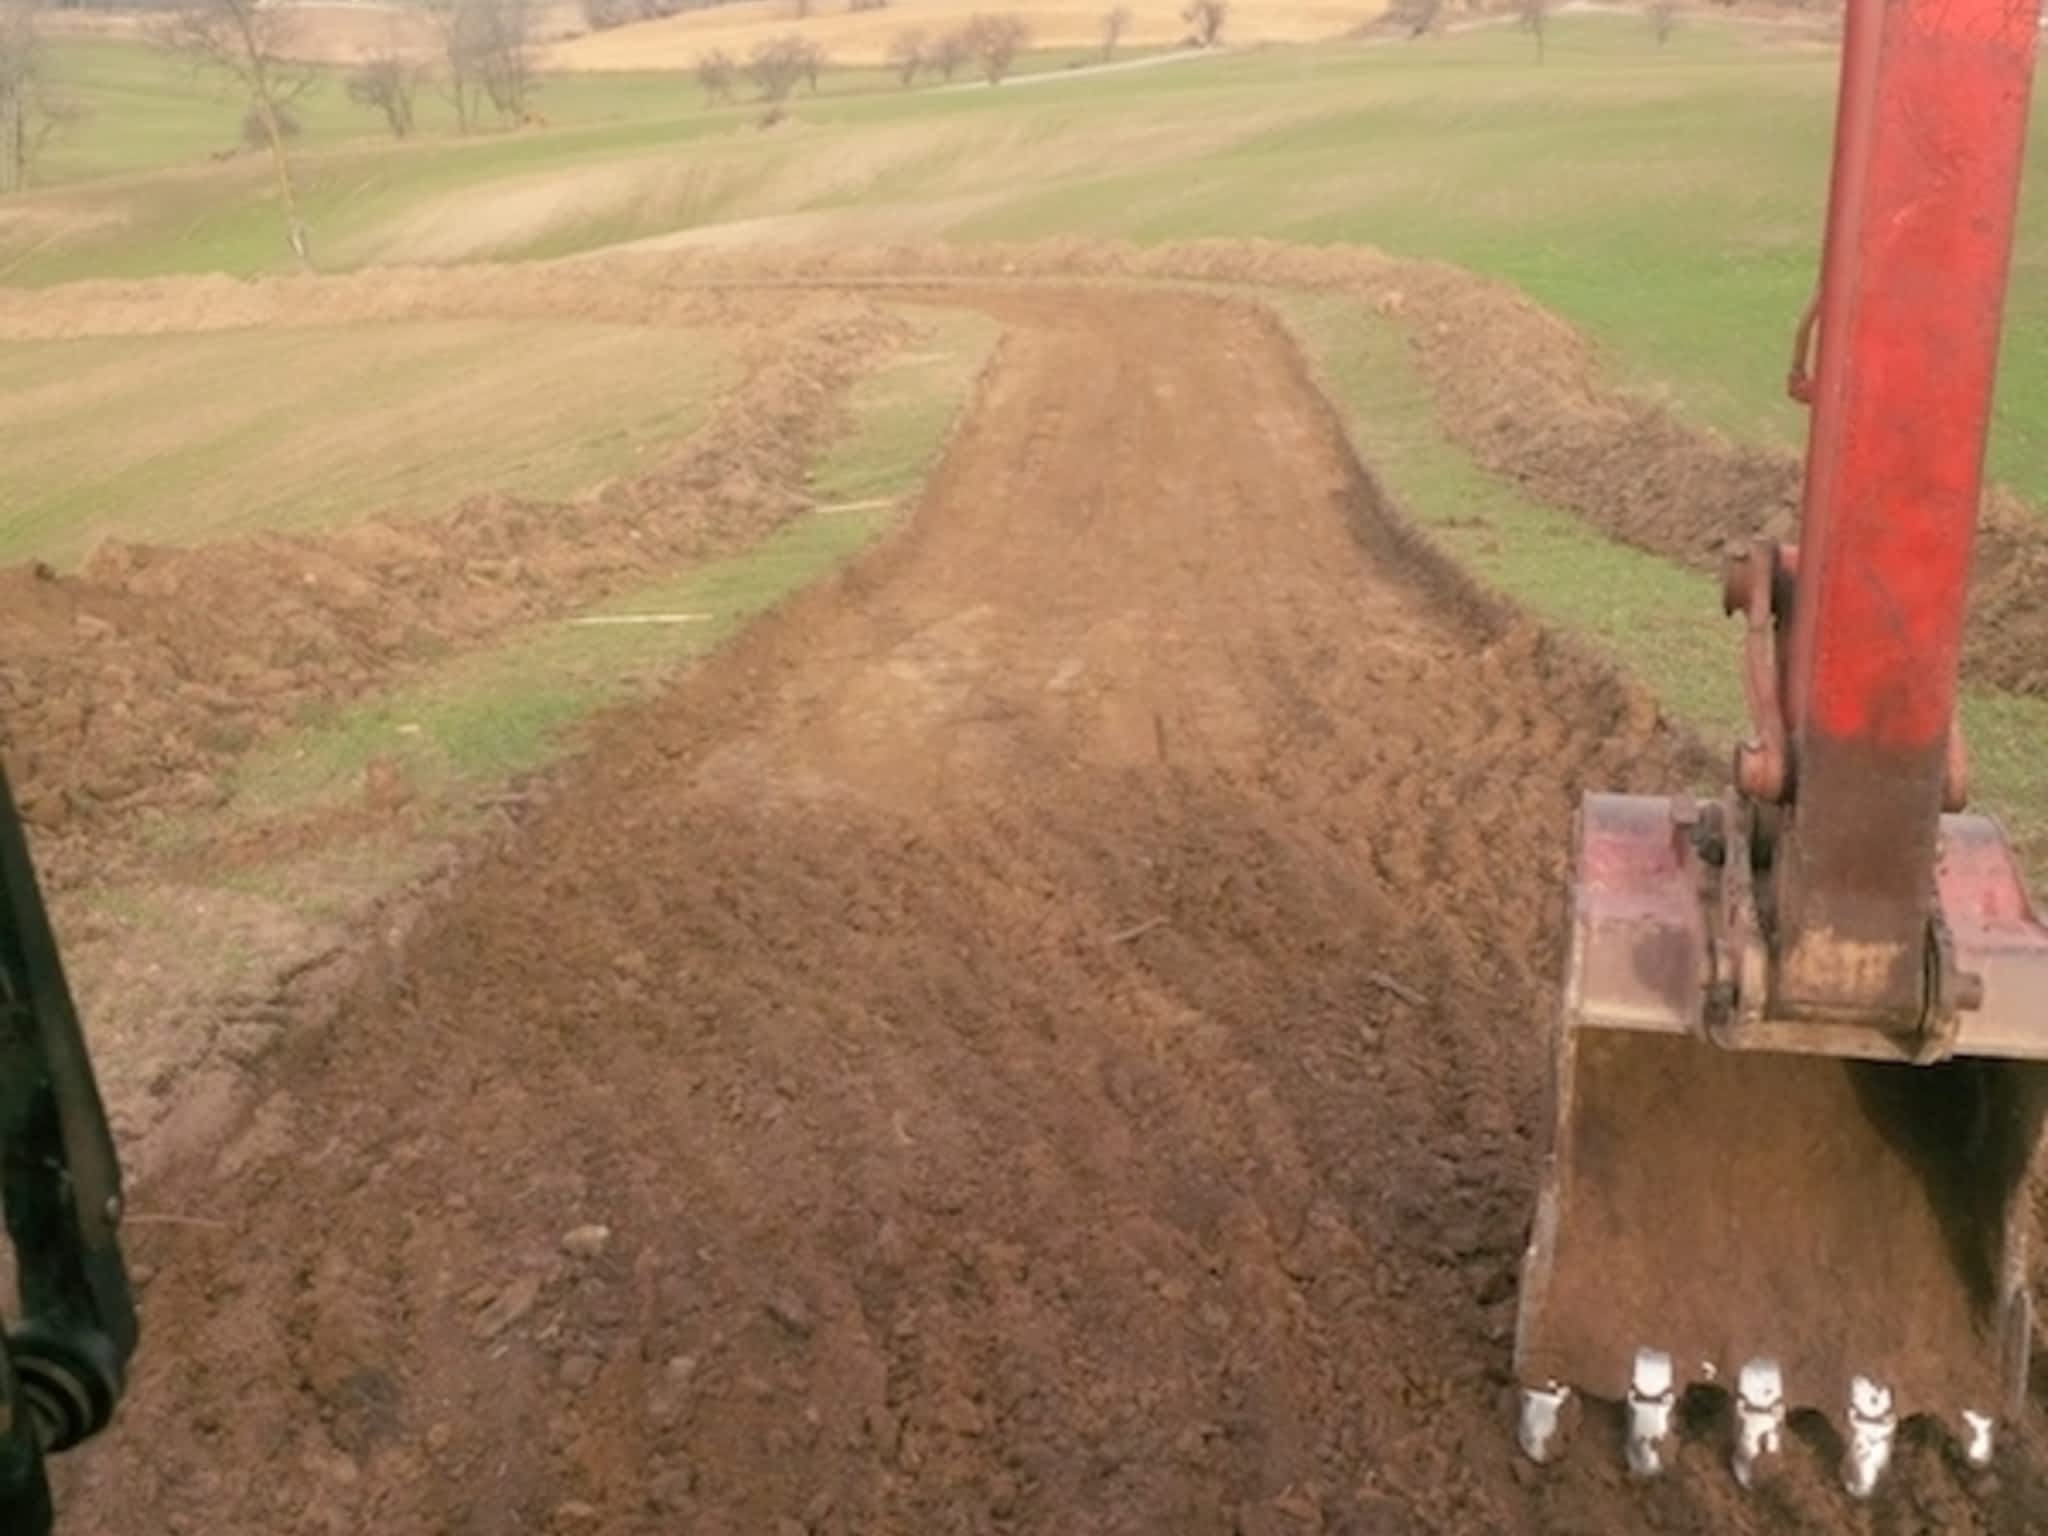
<box><xmin>1731</xmin><ymin>1359</ymin><xmax>1785</xmax><ymax>1488</ymax></box>
<box><xmin>1624</xmin><ymin>1350</ymin><xmax>1676</xmax><ymax>1478</ymax></box>
<box><xmin>1842</xmin><ymin>1377</ymin><xmax>1897</xmax><ymax>1499</ymax></box>
<box><xmin>1961</xmin><ymin>1410</ymin><xmax>1996</xmax><ymax>1470</ymax></box>
<box><xmin>1516</xmin><ymin>1383</ymin><xmax>1571</xmax><ymax>1465</ymax></box>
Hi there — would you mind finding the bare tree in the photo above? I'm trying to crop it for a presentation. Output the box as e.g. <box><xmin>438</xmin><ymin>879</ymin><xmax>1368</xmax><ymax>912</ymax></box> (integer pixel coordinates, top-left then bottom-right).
<box><xmin>430</xmin><ymin>0</ymin><xmax>535</xmax><ymax>130</ymax></box>
<box><xmin>887</xmin><ymin>27</ymin><xmax>923</xmax><ymax>85</ymax></box>
<box><xmin>695</xmin><ymin>47</ymin><xmax>736</xmax><ymax>102</ymax></box>
<box><xmin>241</xmin><ymin>98</ymin><xmax>298</xmax><ymax>147</ymax></box>
<box><xmin>1646</xmin><ymin>0</ymin><xmax>1676</xmax><ymax>44</ymax></box>
<box><xmin>929</xmin><ymin>25</ymin><xmax>970</xmax><ymax>80</ymax></box>
<box><xmin>346</xmin><ymin>44</ymin><xmax>424</xmax><ymax>138</ymax></box>
<box><xmin>795</xmin><ymin>35</ymin><xmax>827</xmax><ymax>89</ymax></box>
<box><xmin>0</xmin><ymin>0</ymin><xmax>37</xmax><ymax>194</ymax></box>
<box><xmin>1181</xmin><ymin>0</ymin><xmax>1225</xmax><ymax>45</ymax></box>
<box><xmin>428</xmin><ymin>0</ymin><xmax>484</xmax><ymax>130</ymax></box>
<box><xmin>476</xmin><ymin>0</ymin><xmax>537</xmax><ymax>122</ymax></box>
<box><xmin>1518</xmin><ymin>0</ymin><xmax>1546</xmax><ymax>59</ymax></box>
<box><xmin>0</xmin><ymin>0</ymin><xmax>75</xmax><ymax>194</ymax></box>
<box><xmin>155</xmin><ymin>0</ymin><xmax>315</xmax><ymax>263</ymax></box>
<box><xmin>1099</xmin><ymin>2</ymin><xmax>1130</xmax><ymax>59</ymax></box>
<box><xmin>1388</xmin><ymin>0</ymin><xmax>1441</xmax><ymax>35</ymax></box>
<box><xmin>748</xmin><ymin>34</ymin><xmax>808</xmax><ymax>102</ymax></box>
<box><xmin>962</xmin><ymin>12</ymin><xmax>1027</xmax><ymax>84</ymax></box>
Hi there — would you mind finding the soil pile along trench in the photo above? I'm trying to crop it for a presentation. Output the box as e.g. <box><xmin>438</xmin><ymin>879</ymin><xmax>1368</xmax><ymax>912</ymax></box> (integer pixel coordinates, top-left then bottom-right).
<box><xmin>55</xmin><ymin>288</ymin><xmax>2038</xmax><ymax>1535</ymax></box>
<box><xmin>0</xmin><ymin>295</ymin><xmax>907</xmax><ymax>882</ymax></box>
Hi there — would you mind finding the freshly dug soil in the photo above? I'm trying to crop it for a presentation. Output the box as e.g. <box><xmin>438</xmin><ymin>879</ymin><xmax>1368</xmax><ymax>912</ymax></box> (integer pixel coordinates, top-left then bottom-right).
<box><xmin>55</xmin><ymin>288</ymin><xmax>2040</xmax><ymax>1536</ymax></box>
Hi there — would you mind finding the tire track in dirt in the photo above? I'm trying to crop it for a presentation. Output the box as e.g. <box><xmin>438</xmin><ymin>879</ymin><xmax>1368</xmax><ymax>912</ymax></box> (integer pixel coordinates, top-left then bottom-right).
<box><xmin>56</xmin><ymin>288</ymin><xmax>2039</xmax><ymax>1535</ymax></box>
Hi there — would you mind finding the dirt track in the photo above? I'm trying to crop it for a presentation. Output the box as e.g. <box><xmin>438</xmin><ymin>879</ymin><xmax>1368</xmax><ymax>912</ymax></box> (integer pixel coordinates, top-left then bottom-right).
<box><xmin>49</xmin><ymin>287</ymin><xmax>2040</xmax><ymax>1534</ymax></box>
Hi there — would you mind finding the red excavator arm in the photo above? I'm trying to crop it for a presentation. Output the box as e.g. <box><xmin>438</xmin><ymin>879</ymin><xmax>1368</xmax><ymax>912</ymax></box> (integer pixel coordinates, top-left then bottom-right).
<box><xmin>1769</xmin><ymin>0</ymin><xmax>2036</xmax><ymax>1037</ymax></box>
<box><xmin>1516</xmin><ymin>0</ymin><xmax>2048</xmax><ymax>1496</ymax></box>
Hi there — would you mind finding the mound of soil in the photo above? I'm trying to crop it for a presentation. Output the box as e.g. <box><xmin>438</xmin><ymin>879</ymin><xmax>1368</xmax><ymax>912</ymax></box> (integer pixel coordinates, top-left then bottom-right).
<box><xmin>0</xmin><ymin>297</ymin><xmax>907</xmax><ymax>879</ymax></box>
<box><xmin>56</xmin><ymin>288</ymin><xmax>2038</xmax><ymax>1536</ymax></box>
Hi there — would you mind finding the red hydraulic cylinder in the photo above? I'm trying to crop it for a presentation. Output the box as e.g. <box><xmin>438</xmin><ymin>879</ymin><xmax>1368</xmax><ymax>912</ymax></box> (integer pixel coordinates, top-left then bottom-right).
<box><xmin>1775</xmin><ymin>0</ymin><xmax>2039</xmax><ymax>1023</ymax></box>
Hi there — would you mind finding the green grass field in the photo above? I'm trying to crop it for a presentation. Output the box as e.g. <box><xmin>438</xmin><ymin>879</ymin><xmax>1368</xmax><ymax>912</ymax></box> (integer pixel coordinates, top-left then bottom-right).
<box><xmin>0</xmin><ymin>317</ymin><xmax>733</xmax><ymax>565</ymax></box>
<box><xmin>13</xmin><ymin>16</ymin><xmax>2048</xmax><ymax>506</ymax></box>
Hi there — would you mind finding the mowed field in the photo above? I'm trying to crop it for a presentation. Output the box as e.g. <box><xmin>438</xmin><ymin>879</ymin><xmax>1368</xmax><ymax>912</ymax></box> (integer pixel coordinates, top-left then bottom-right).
<box><xmin>0</xmin><ymin>319</ymin><xmax>735</xmax><ymax>564</ymax></box>
<box><xmin>7</xmin><ymin>11</ymin><xmax>2048</xmax><ymax>1534</ymax></box>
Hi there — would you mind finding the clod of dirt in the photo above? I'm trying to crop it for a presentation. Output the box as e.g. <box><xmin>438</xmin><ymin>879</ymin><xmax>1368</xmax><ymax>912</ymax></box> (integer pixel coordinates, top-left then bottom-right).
<box><xmin>764</xmin><ymin>1290</ymin><xmax>815</xmax><ymax>1339</ymax></box>
<box><xmin>648</xmin><ymin>1467</ymin><xmax>696</xmax><ymax>1512</ymax></box>
<box><xmin>560</xmin><ymin>1224</ymin><xmax>612</xmax><ymax>1260</ymax></box>
<box><xmin>473</xmin><ymin>1274</ymin><xmax>544</xmax><ymax>1339</ymax></box>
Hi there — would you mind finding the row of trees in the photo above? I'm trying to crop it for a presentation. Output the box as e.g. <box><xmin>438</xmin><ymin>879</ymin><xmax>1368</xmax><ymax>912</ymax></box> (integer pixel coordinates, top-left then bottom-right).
<box><xmin>695</xmin><ymin>10</ymin><xmax>1032</xmax><ymax>101</ymax></box>
<box><xmin>884</xmin><ymin>13</ymin><xmax>1030</xmax><ymax>88</ymax></box>
<box><xmin>4</xmin><ymin>0</ymin><xmax>1699</xmax><ymax>265</ymax></box>
<box><xmin>153</xmin><ymin>0</ymin><xmax>538</xmax><ymax>261</ymax></box>
<box><xmin>0</xmin><ymin>0</ymin><xmax>541</xmax><ymax>197</ymax></box>
<box><xmin>1387</xmin><ymin>0</ymin><xmax>1680</xmax><ymax>53</ymax></box>
<box><xmin>582</xmin><ymin>0</ymin><xmax>713</xmax><ymax>31</ymax></box>
<box><xmin>692</xmin><ymin>31</ymin><xmax>826</xmax><ymax>102</ymax></box>
<box><xmin>694</xmin><ymin>0</ymin><xmax>1226</xmax><ymax>105</ymax></box>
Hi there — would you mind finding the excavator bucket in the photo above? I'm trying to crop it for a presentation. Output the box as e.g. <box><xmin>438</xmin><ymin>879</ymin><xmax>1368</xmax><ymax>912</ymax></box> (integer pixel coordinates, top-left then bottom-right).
<box><xmin>1514</xmin><ymin>795</ymin><xmax>2048</xmax><ymax>1491</ymax></box>
<box><xmin>1507</xmin><ymin>0</ymin><xmax>2048</xmax><ymax>1493</ymax></box>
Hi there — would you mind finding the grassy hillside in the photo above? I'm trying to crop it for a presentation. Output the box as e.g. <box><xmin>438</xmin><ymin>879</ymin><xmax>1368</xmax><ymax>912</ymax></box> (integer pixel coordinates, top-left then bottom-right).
<box><xmin>9</xmin><ymin>15</ymin><xmax>2048</xmax><ymax>504</ymax></box>
<box><xmin>24</xmin><ymin>38</ymin><xmax>714</xmax><ymax>186</ymax></box>
<box><xmin>0</xmin><ymin>318</ymin><xmax>733</xmax><ymax>564</ymax></box>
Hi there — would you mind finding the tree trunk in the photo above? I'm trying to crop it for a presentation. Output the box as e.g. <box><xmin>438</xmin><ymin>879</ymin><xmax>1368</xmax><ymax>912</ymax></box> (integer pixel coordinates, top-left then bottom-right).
<box><xmin>256</xmin><ymin>97</ymin><xmax>310</xmax><ymax>268</ymax></box>
<box><xmin>0</xmin><ymin>87</ymin><xmax>21</xmax><ymax>195</ymax></box>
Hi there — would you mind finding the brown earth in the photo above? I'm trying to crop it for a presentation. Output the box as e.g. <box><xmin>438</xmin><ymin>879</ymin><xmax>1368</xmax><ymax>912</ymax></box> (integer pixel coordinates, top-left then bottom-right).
<box><xmin>48</xmin><ymin>286</ymin><xmax>2043</xmax><ymax>1536</ymax></box>
<box><xmin>0</xmin><ymin>293</ymin><xmax>907</xmax><ymax>884</ymax></box>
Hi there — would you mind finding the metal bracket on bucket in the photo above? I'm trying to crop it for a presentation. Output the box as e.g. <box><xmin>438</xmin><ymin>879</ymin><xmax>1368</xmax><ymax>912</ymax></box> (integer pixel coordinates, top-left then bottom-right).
<box><xmin>1570</xmin><ymin>793</ymin><xmax>2048</xmax><ymax>1066</ymax></box>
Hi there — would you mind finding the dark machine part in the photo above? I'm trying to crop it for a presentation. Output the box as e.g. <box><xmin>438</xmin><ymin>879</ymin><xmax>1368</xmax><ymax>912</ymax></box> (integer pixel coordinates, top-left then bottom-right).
<box><xmin>0</xmin><ymin>761</ymin><xmax>139</xmax><ymax>1534</ymax></box>
<box><xmin>1513</xmin><ymin>0</ymin><xmax>2048</xmax><ymax>1496</ymax></box>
